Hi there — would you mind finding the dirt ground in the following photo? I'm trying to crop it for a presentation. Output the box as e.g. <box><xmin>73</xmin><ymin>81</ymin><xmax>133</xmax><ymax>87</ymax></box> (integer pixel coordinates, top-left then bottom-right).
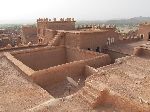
<box><xmin>44</xmin><ymin>75</ymin><xmax>86</xmax><ymax>98</ymax></box>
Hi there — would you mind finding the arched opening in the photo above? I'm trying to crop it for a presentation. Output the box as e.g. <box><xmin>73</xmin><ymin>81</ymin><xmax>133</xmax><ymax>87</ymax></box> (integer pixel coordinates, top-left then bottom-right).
<box><xmin>140</xmin><ymin>34</ymin><xmax>144</xmax><ymax>39</ymax></box>
<box><xmin>148</xmin><ymin>32</ymin><xmax>150</xmax><ymax>40</ymax></box>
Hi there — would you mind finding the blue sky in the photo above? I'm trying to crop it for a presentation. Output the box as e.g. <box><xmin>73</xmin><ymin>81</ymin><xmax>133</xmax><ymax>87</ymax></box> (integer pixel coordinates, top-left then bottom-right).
<box><xmin>0</xmin><ymin>0</ymin><xmax>149</xmax><ymax>23</ymax></box>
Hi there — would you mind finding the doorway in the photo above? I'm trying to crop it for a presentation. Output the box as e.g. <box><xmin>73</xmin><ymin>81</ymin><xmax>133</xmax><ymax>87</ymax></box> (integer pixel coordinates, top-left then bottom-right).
<box><xmin>148</xmin><ymin>32</ymin><xmax>150</xmax><ymax>40</ymax></box>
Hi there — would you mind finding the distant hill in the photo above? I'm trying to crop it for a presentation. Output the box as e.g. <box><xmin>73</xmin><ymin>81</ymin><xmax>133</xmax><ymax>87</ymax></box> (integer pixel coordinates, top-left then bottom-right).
<box><xmin>1</xmin><ymin>16</ymin><xmax>150</xmax><ymax>28</ymax></box>
<box><xmin>77</xmin><ymin>17</ymin><xmax>150</xmax><ymax>27</ymax></box>
<box><xmin>106</xmin><ymin>17</ymin><xmax>150</xmax><ymax>26</ymax></box>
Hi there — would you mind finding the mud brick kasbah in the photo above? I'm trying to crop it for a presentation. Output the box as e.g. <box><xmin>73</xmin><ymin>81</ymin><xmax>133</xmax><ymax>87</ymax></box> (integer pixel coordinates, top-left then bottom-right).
<box><xmin>1</xmin><ymin>18</ymin><xmax>150</xmax><ymax>112</ymax></box>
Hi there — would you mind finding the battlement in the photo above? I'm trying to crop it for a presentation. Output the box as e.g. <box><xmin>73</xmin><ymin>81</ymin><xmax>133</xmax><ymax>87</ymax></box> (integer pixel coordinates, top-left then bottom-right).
<box><xmin>77</xmin><ymin>24</ymin><xmax>116</xmax><ymax>30</ymax></box>
<box><xmin>37</xmin><ymin>18</ymin><xmax>75</xmax><ymax>23</ymax></box>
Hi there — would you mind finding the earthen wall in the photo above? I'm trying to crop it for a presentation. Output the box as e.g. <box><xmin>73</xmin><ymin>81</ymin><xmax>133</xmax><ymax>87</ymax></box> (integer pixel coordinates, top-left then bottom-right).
<box><xmin>21</xmin><ymin>26</ymin><xmax>37</xmax><ymax>44</ymax></box>
<box><xmin>65</xmin><ymin>32</ymin><xmax>80</xmax><ymax>48</ymax></box>
<box><xmin>31</xmin><ymin>54</ymin><xmax>110</xmax><ymax>87</ymax></box>
<box><xmin>13</xmin><ymin>47</ymin><xmax>66</xmax><ymax>71</ymax></box>
<box><xmin>31</xmin><ymin>61</ymin><xmax>86</xmax><ymax>87</ymax></box>
<box><xmin>104</xmin><ymin>93</ymin><xmax>149</xmax><ymax>112</ymax></box>
<box><xmin>66</xmin><ymin>47</ymin><xmax>101</xmax><ymax>62</ymax></box>
<box><xmin>44</xmin><ymin>29</ymin><xmax>57</xmax><ymax>42</ymax></box>
<box><xmin>134</xmin><ymin>47</ymin><xmax>150</xmax><ymax>58</ymax></box>
<box><xmin>79</xmin><ymin>32</ymin><xmax>108</xmax><ymax>49</ymax></box>
<box><xmin>47</xmin><ymin>22</ymin><xmax>75</xmax><ymax>30</ymax></box>
<box><xmin>138</xmin><ymin>24</ymin><xmax>150</xmax><ymax>40</ymax></box>
<box><xmin>84</xmin><ymin>54</ymin><xmax>111</xmax><ymax>68</ymax></box>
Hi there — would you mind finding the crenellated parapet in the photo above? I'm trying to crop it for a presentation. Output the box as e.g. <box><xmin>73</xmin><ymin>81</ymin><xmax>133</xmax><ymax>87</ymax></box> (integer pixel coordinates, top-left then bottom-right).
<box><xmin>37</xmin><ymin>18</ymin><xmax>75</xmax><ymax>23</ymax></box>
<box><xmin>77</xmin><ymin>24</ymin><xmax>116</xmax><ymax>30</ymax></box>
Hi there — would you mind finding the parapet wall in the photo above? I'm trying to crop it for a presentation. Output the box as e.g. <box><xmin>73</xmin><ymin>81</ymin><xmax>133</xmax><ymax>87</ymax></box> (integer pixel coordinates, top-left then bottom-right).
<box><xmin>21</xmin><ymin>25</ymin><xmax>37</xmax><ymax>44</ymax></box>
<box><xmin>12</xmin><ymin>46</ymin><xmax>66</xmax><ymax>71</ymax></box>
<box><xmin>105</xmin><ymin>91</ymin><xmax>149</xmax><ymax>112</ymax></box>
<box><xmin>138</xmin><ymin>23</ymin><xmax>150</xmax><ymax>41</ymax></box>
<box><xmin>84</xmin><ymin>54</ymin><xmax>111</xmax><ymax>68</ymax></box>
<box><xmin>133</xmin><ymin>46</ymin><xmax>150</xmax><ymax>58</ymax></box>
<box><xmin>31</xmin><ymin>54</ymin><xmax>110</xmax><ymax>87</ymax></box>
<box><xmin>65</xmin><ymin>32</ymin><xmax>80</xmax><ymax>48</ymax></box>
<box><xmin>66</xmin><ymin>47</ymin><xmax>101</xmax><ymax>62</ymax></box>
<box><xmin>37</xmin><ymin>18</ymin><xmax>75</xmax><ymax>22</ymax></box>
<box><xmin>12</xmin><ymin>46</ymin><xmax>108</xmax><ymax>71</ymax></box>
<box><xmin>37</xmin><ymin>18</ymin><xmax>76</xmax><ymax>32</ymax></box>
<box><xmin>64</xmin><ymin>30</ymin><xmax>119</xmax><ymax>50</ymax></box>
<box><xmin>31</xmin><ymin>61</ymin><xmax>85</xmax><ymax>87</ymax></box>
<box><xmin>22</xmin><ymin>25</ymin><xmax>37</xmax><ymax>36</ymax></box>
<box><xmin>80</xmin><ymin>32</ymin><xmax>108</xmax><ymax>49</ymax></box>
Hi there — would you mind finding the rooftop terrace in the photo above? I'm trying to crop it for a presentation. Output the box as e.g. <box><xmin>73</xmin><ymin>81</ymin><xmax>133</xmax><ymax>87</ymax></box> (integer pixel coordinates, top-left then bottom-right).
<box><xmin>0</xmin><ymin>56</ymin><xmax>52</xmax><ymax>112</ymax></box>
<box><xmin>86</xmin><ymin>56</ymin><xmax>150</xmax><ymax>111</ymax></box>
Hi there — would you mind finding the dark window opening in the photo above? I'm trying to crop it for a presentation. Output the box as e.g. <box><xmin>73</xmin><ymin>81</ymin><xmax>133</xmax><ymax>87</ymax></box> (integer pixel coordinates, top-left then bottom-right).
<box><xmin>148</xmin><ymin>32</ymin><xmax>150</xmax><ymax>40</ymax></box>
<box><xmin>141</xmin><ymin>34</ymin><xmax>144</xmax><ymax>39</ymax></box>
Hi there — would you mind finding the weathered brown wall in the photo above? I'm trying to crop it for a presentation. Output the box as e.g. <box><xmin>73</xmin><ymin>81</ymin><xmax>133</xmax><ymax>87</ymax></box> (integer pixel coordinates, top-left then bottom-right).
<box><xmin>64</xmin><ymin>30</ymin><xmax>119</xmax><ymax>50</ymax></box>
<box><xmin>21</xmin><ymin>26</ymin><xmax>37</xmax><ymax>44</ymax></box>
<box><xmin>84</xmin><ymin>66</ymin><xmax>99</xmax><ymax>77</ymax></box>
<box><xmin>141</xmin><ymin>48</ymin><xmax>150</xmax><ymax>57</ymax></box>
<box><xmin>84</xmin><ymin>54</ymin><xmax>111</xmax><ymax>68</ymax></box>
<box><xmin>65</xmin><ymin>32</ymin><xmax>80</xmax><ymax>48</ymax></box>
<box><xmin>12</xmin><ymin>45</ymin><xmax>111</xmax><ymax>74</ymax></box>
<box><xmin>43</xmin><ymin>29</ymin><xmax>57</xmax><ymax>43</ymax></box>
<box><xmin>104</xmin><ymin>50</ymin><xmax>128</xmax><ymax>63</ymax></box>
<box><xmin>104</xmin><ymin>93</ymin><xmax>149</xmax><ymax>112</ymax></box>
<box><xmin>66</xmin><ymin>47</ymin><xmax>100</xmax><ymax>62</ymax></box>
<box><xmin>79</xmin><ymin>31</ymin><xmax>119</xmax><ymax>50</ymax></box>
<box><xmin>31</xmin><ymin>54</ymin><xmax>111</xmax><ymax>87</ymax></box>
<box><xmin>133</xmin><ymin>47</ymin><xmax>150</xmax><ymax>59</ymax></box>
<box><xmin>138</xmin><ymin>24</ymin><xmax>150</xmax><ymax>40</ymax></box>
<box><xmin>31</xmin><ymin>61</ymin><xmax>85</xmax><ymax>87</ymax></box>
<box><xmin>37</xmin><ymin>20</ymin><xmax>75</xmax><ymax>38</ymax></box>
<box><xmin>13</xmin><ymin>47</ymin><xmax>66</xmax><ymax>71</ymax></box>
<box><xmin>47</xmin><ymin>22</ymin><xmax>75</xmax><ymax>30</ymax></box>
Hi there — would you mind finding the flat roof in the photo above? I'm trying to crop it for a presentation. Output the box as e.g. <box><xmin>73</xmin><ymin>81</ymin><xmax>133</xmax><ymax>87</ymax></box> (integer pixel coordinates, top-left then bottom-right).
<box><xmin>0</xmin><ymin>56</ymin><xmax>52</xmax><ymax>111</ymax></box>
<box><xmin>108</xmin><ymin>40</ymin><xmax>149</xmax><ymax>55</ymax></box>
<box><xmin>88</xmin><ymin>56</ymin><xmax>150</xmax><ymax>109</ymax></box>
<box><xmin>61</xmin><ymin>29</ymin><xmax>108</xmax><ymax>34</ymax></box>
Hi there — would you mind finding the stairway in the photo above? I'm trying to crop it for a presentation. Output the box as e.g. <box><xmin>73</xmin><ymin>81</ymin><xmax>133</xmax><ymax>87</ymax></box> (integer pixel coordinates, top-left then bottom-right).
<box><xmin>49</xmin><ymin>32</ymin><xmax>64</xmax><ymax>46</ymax></box>
<box><xmin>79</xmin><ymin>81</ymin><xmax>108</xmax><ymax>108</ymax></box>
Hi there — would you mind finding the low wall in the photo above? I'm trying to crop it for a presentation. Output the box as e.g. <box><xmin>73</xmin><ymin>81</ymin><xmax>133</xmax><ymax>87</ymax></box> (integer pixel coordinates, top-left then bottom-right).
<box><xmin>79</xmin><ymin>31</ymin><xmax>119</xmax><ymax>50</ymax></box>
<box><xmin>118</xmin><ymin>38</ymin><xmax>140</xmax><ymax>44</ymax></box>
<box><xmin>84</xmin><ymin>66</ymin><xmax>99</xmax><ymax>77</ymax></box>
<box><xmin>104</xmin><ymin>92</ymin><xmax>149</xmax><ymax>112</ymax></box>
<box><xmin>13</xmin><ymin>46</ymin><xmax>66</xmax><ymax>71</ymax></box>
<box><xmin>65</xmin><ymin>32</ymin><xmax>80</xmax><ymax>48</ymax></box>
<box><xmin>4</xmin><ymin>52</ymin><xmax>35</xmax><ymax>76</ymax></box>
<box><xmin>84</xmin><ymin>54</ymin><xmax>111</xmax><ymax>68</ymax></box>
<box><xmin>133</xmin><ymin>47</ymin><xmax>150</xmax><ymax>58</ymax></box>
<box><xmin>31</xmin><ymin>54</ymin><xmax>111</xmax><ymax>87</ymax></box>
<box><xmin>104</xmin><ymin>50</ymin><xmax>128</xmax><ymax>63</ymax></box>
<box><xmin>66</xmin><ymin>47</ymin><xmax>101</xmax><ymax>62</ymax></box>
<box><xmin>31</xmin><ymin>61</ymin><xmax>85</xmax><ymax>87</ymax></box>
<box><xmin>0</xmin><ymin>44</ymin><xmax>47</xmax><ymax>52</ymax></box>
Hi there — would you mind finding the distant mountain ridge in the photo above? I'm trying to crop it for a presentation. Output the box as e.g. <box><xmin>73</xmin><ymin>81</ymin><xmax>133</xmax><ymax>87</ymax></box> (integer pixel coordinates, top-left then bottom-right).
<box><xmin>106</xmin><ymin>17</ymin><xmax>150</xmax><ymax>26</ymax></box>
<box><xmin>1</xmin><ymin>17</ymin><xmax>150</xmax><ymax>28</ymax></box>
<box><xmin>77</xmin><ymin>17</ymin><xmax>150</xmax><ymax>26</ymax></box>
